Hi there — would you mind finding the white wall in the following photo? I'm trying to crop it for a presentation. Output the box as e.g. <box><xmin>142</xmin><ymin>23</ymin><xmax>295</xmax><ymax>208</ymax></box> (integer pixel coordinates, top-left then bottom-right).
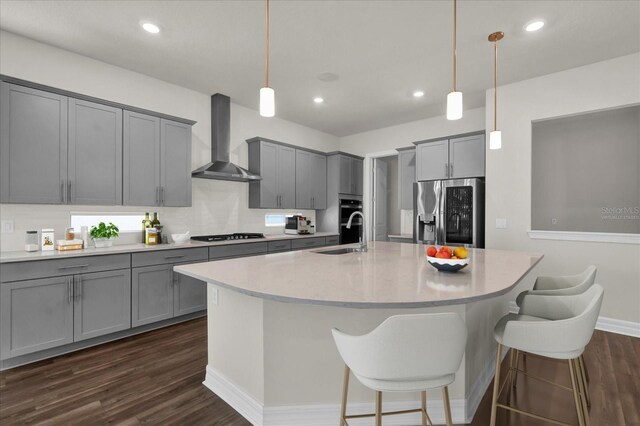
<box><xmin>485</xmin><ymin>53</ymin><xmax>640</xmax><ymax>323</ymax></box>
<box><xmin>340</xmin><ymin>106</ymin><xmax>485</xmax><ymax>156</ymax></box>
<box><xmin>0</xmin><ymin>31</ymin><xmax>339</xmax><ymax>251</ymax></box>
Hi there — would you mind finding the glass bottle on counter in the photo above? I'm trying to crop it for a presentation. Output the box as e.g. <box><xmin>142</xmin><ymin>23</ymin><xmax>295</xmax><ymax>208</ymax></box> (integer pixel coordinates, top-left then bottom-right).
<box><xmin>151</xmin><ymin>212</ymin><xmax>160</xmax><ymax>229</ymax></box>
<box><xmin>142</xmin><ymin>212</ymin><xmax>152</xmax><ymax>243</ymax></box>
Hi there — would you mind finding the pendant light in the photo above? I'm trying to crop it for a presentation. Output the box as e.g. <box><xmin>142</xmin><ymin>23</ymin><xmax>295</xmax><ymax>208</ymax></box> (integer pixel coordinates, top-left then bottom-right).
<box><xmin>488</xmin><ymin>31</ymin><xmax>504</xmax><ymax>150</ymax></box>
<box><xmin>446</xmin><ymin>0</ymin><xmax>463</xmax><ymax>120</ymax></box>
<box><xmin>260</xmin><ymin>0</ymin><xmax>275</xmax><ymax>117</ymax></box>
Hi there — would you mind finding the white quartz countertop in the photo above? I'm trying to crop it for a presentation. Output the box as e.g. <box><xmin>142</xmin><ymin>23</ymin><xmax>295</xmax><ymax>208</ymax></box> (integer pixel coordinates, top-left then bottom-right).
<box><xmin>0</xmin><ymin>232</ymin><xmax>338</xmax><ymax>263</ymax></box>
<box><xmin>174</xmin><ymin>241</ymin><xmax>544</xmax><ymax>308</ymax></box>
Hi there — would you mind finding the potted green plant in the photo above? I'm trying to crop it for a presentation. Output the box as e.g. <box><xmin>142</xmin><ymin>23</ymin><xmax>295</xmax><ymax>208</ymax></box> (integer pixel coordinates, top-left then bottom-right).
<box><xmin>90</xmin><ymin>222</ymin><xmax>120</xmax><ymax>248</ymax></box>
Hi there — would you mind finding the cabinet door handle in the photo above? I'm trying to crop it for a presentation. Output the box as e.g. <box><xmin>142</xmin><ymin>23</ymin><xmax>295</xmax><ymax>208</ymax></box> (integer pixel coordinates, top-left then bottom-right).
<box><xmin>444</xmin><ymin>163</ymin><xmax>448</xmax><ymax>178</ymax></box>
<box><xmin>75</xmin><ymin>276</ymin><xmax>82</xmax><ymax>301</ymax></box>
<box><xmin>58</xmin><ymin>264</ymin><xmax>90</xmax><ymax>270</ymax></box>
<box><xmin>68</xmin><ymin>180</ymin><xmax>72</xmax><ymax>203</ymax></box>
<box><xmin>155</xmin><ymin>187</ymin><xmax>159</xmax><ymax>205</ymax></box>
<box><xmin>161</xmin><ymin>186</ymin><xmax>165</xmax><ymax>205</ymax></box>
<box><xmin>164</xmin><ymin>255</ymin><xmax>185</xmax><ymax>260</ymax></box>
<box><xmin>61</xmin><ymin>181</ymin><xmax>65</xmax><ymax>203</ymax></box>
<box><xmin>450</xmin><ymin>163</ymin><xmax>453</xmax><ymax>177</ymax></box>
<box><xmin>67</xmin><ymin>277</ymin><xmax>72</xmax><ymax>303</ymax></box>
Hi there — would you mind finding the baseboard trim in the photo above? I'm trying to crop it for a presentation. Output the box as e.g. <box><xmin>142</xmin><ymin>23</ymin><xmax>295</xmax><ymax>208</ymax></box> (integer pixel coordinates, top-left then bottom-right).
<box><xmin>204</xmin><ymin>365</ymin><xmax>467</xmax><ymax>426</ymax></box>
<box><xmin>509</xmin><ymin>300</ymin><xmax>639</xmax><ymax>338</ymax></box>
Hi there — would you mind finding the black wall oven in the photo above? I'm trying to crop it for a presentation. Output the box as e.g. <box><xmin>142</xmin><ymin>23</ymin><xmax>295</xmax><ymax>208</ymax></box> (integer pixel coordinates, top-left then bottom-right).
<box><xmin>339</xmin><ymin>199</ymin><xmax>363</xmax><ymax>244</ymax></box>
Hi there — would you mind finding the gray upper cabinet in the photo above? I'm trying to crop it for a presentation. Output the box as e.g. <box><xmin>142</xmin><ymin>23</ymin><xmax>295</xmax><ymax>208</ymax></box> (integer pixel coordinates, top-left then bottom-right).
<box><xmin>449</xmin><ymin>134</ymin><xmax>485</xmax><ymax>178</ymax></box>
<box><xmin>123</xmin><ymin>111</ymin><xmax>161</xmax><ymax>206</ymax></box>
<box><xmin>0</xmin><ymin>82</ymin><xmax>68</xmax><ymax>204</ymax></box>
<box><xmin>248</xmin><ymin>139</ymin><xmax>296</xmax><ymax>209</ymax></box>
<box><xmin>160</xmin><ymin>119</ymin><xmax>192</xmax><ymax>207</ymax></box>
<box><xmin>415</xmin><ymin>133</ymin><xmax>485</xmax><ymax>181</ymax></box>
<box><xmin>68</xmin><ymin>99</ymin><xmax>123</xmax><ymax>205</ymax></box>
<box><xmin>397</xmin><ymin>148</ymin><xmax>416</xmax><ymax>209</ymax></box>
<box><xmin>295</xmin><ymin>150</ymin><xmax>327</xmax><ymax>210</ymax></box>
<box><xmin>0</xmin><ymin>276</ymin><xmax>74</xmax><ymax>359</ymax></box>
<box><xmin>73</xmin><ymin>269</ymin><xmax>131</xmax><ymax>342</ymax></box>
<box><xmin>336</xmin><ymin>154</ymin><xmax>364</xmax><ymax>196</ymax></box>
<box><xmin>416</xmin><ymin>139</ymin><xmax>449</xmax><ymax>181</ymax></box>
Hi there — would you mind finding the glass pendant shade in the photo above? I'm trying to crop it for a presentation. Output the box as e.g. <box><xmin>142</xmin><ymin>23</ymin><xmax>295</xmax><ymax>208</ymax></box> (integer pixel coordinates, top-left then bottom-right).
<box><xmin>489</xmin><ymin>130</ymin><xmax>502</xmax><ymax>150</ymax></box>
<box><xmin>446</xmin><ymin>91</ymin><xmax>463</xmax><ymax>120</ymax></box>
<box><xmin>260</xmin><ymin>87</ymin><xmax>275</xmax><ymax>117</ymax></box>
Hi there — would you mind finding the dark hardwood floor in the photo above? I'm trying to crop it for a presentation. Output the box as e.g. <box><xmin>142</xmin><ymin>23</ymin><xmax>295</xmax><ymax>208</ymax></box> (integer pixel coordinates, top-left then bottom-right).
<box><xmin>1</xmin><ymin>317</ymin><xmax>638</xmax><ymax>425</ymax></box>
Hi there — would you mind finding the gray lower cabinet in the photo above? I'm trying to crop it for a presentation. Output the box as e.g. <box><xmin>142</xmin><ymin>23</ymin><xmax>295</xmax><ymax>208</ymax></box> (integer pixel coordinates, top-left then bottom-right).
<box><xmin>68</xmin><ymin>99</ymin><xmax>123</xmax><ymax>205</ymax></box>
<box><xmin>0</xmin><ymin>82</ymin><xmax>68</xmax><ymax>204</ymax></box>
<box><xmin>0</xmin><ymin>276</ymin><xmax>73</xmax><ymax>359</ymax></box>
<box><xmin>397</xmin><ymin>148</ymin><xmax>416</xmax><ymax>209</ymax></box>
<box><xmin>73</xmin><ymin>269</ymin><xmax>131</xmax><ymax>342</ymax></box>
<box><xmin>248</xmin><ymin>139</ymin><xmax>296</xmax><ymax>209</ymax></box>
<box><xmin>173</xmin><ymin>262</ymin><xmax>207</xmax><ymax>316</ymax></box>
<box><xmin>131</xmin><ymin>264</ymin><xmax>174</xmax><ymax>327</ymax></box>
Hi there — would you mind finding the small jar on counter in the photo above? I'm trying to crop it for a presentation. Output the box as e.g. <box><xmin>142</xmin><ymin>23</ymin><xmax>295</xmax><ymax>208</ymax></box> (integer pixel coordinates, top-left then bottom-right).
<box><xmin>145</xmin><ymin>228</ymin><xmax>158</xmax><ymax>245</ymax></box>
<box><xmin>65</xmin><ymin>227</ymin><xmax>75</xmax><ymax>240</ymax></box>
<box><xmin>25</xmin><ymin>231</ymin><xmax>39</xmax><ymax>252</ymax></box>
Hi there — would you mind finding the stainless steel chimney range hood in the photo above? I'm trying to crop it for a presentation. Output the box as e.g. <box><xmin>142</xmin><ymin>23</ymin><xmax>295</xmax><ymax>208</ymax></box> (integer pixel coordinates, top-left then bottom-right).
<box><xmin>192</xmin><ymin>93</ymin><xmax>261</xmax><ymax>182</ymax></box>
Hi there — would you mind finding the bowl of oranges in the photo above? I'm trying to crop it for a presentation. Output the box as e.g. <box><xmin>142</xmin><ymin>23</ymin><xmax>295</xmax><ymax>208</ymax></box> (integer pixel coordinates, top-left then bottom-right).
<box><xmin>425</xmin><ymin>245</ymin><xmax>469</xmax><ymax>272</ymax></box>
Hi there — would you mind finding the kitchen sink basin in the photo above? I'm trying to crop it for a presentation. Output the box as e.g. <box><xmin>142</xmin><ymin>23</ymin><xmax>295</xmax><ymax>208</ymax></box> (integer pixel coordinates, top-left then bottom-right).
<box><xmin>314</xmin><ymin>247</ymin><xmax>362</xmax><ymax>255</ymax></box>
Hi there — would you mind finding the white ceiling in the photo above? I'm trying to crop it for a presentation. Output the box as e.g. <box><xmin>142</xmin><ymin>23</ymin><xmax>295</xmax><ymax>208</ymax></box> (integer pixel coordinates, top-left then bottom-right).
<box><xmin>1</xmin><ymin>1</ymin><xmax>639</xmax><ymax>136</ymax></box>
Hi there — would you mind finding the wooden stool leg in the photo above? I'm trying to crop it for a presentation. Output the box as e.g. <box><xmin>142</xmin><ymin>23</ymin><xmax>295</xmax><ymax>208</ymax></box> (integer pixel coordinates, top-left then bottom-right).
<box><xmin>442</xmin><ymin>386</ymin><xmax>453</xmax><ymax>426</ymax></box>
<box><xmin>421</xmin><ymin>391</ymin><xmax>427</xmax><ymax>426</ymax></box>
<box><xmin>375</xmin><ymin>391</ymin><xmax>382</xmax><ymax>426</ymax></box>
<box><xmin>581</xmin><ymin>354</ymin><xmax>590</xmax><ymax>383</ymax></box>
<box><xmin>569</xmin><ymin>359</ymin><xmax>586</xmax><ymax>426</ymax></box>
<box><xmin>490</xmin><ymin>343</ymin><xmax>503</xmax><ymax>426</ymax></box>
<box><xmin>340</xmin><ymin>365</ymin><xmax>350</xmax><ymax>426</ymax></box>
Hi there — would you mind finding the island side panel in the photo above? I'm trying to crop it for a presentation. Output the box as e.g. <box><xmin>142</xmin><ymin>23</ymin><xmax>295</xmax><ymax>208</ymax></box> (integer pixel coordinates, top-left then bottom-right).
<box><xmin>206</xmin><ymin>284</ymin><xmax>265</xmax><ymax>404</ymax></box>
<box><xmin>262</xmin><ymin>299</ymin><xmax>467</xmax><ymax>405</ymax></box>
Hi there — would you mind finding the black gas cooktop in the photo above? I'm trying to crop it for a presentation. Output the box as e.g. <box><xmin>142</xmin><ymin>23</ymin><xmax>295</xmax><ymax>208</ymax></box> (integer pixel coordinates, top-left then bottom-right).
<box><xmin>191</xmin><ymin>233</ymin><xmax>265</xmax><ymax>242</ymax></box>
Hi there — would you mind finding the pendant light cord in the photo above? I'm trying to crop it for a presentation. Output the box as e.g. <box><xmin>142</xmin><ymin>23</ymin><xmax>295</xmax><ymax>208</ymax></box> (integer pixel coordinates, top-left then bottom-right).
<box><xmin>493</xmin><ymin>40</ymin><xmax>497</xmax><ymax>131</ymax></box>
<box><xmin>453</xmin><ymin>0</ymin><xmax>457</xmax><ymax>92</ymax></box>
<box><xmin>265</xmin><ymin>0</ymin><xmax>270</xmax><ymax>88</ymax></box>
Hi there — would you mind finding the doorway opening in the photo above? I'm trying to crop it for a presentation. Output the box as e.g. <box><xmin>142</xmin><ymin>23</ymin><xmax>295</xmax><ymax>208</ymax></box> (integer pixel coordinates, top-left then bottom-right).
<box><xmin>372</xmin><ymin>155</ymin><xmax>405</xmax><ymax>241</ymax></box>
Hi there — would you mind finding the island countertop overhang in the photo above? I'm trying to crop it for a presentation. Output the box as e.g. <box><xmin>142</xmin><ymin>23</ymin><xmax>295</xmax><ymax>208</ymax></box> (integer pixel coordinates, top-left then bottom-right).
<box><xmin>173</xmin><ymin>242</ymin><xmax>544</xmax><ymax>308</ymax></box>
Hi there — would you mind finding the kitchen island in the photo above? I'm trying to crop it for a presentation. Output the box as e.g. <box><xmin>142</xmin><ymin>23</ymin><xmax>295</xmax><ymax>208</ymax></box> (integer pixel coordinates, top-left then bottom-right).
<box><xmin>175</xmin><ymin>242</ymin><xmax>543</xmax><ymax>425</ymax></box>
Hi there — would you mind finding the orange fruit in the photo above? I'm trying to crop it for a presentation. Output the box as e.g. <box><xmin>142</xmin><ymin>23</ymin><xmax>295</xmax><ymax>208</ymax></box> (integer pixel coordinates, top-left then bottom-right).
<box><xmin>426</xmin><ymin>246</ymin><xmax>437</xmax><ymax>257</ymax></box>
<box><xmin>435</xmin><ymin>251</ymin><xmax>451</xmax><ymax>259</ymax></box>
<box><xmin>440</xmin><ymin>246</ymin><xmax>452</xmax><ymax>255</ymax></box>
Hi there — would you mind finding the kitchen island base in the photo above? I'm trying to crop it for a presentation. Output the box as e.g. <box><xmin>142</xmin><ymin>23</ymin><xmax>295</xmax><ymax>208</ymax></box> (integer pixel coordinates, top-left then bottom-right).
<box><xmin>204</xmin><ymin>285</ymin><xmax>512</xmax><ymax>426</ymax></box>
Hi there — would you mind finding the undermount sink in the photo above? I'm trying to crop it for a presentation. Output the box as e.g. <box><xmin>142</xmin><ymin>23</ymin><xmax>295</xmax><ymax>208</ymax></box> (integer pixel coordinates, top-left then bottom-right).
<box><xmin>314</xmin><ymin>247</ymin><xmax>362</xmax><ymax>255</ymax></box>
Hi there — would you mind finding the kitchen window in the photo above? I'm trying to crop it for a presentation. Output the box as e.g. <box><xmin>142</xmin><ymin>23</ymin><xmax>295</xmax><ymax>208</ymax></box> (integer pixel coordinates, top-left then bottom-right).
<box><xmin>70</xmin><ymin>213</ymin><xmax>145</xmax><ymax>233</ymax></box>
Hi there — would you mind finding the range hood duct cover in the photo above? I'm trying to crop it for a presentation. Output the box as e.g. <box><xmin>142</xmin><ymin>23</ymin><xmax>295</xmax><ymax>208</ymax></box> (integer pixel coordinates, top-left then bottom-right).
<box><xmin>192</xmin><ymin>93</ymin><xmax>261</xmax><ymax>182</ymax></box>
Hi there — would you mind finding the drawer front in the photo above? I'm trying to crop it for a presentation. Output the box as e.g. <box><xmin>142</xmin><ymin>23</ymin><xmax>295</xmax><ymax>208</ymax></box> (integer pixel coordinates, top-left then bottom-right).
<box><xmin>325</xmin><ymin>235</ymin><xmax>340</xmax><ymax>246</ymax></box>
<box><xmin>132</xmin><ymin>247</ymin><xmax>208</xmax><ymax>268</ymax></box>
<box><xmin>1</xmin><ymin>254</ymin><xmax>130</xmax><ymax>283</ymax></box>
<box><xmin>209</xmin><ymin>242</ymin><xmax>268</xmax><ymax>260</ymax></box>
<box><xmin>291</xmin><ymin>237</ymin><xmax>326</xmax><ymax>250</ymax></box>
<box><xmin>267</xmin><ymin>240</ymin><xmax>292</xmax><ymax>253</ymax></box>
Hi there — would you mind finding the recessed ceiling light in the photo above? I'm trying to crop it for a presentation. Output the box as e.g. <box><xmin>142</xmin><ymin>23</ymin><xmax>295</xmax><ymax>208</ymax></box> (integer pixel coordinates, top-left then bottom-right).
<box><xmin>525</xmin><ymin>20</ymin><xmax>545</xmax><ymax>32</ymax></box>
<box><xmin>141</xmin><ymin>22</ymin><xmax>160</xmax><ymax>34</ymax></box>
<box><xmin>313</xmin><ymin>97</ymin><xmax>324</xmax><ymax>104</ymax></box>
<box><xmin>413</xmin><ymin>90</ymin><xmax>425</xmax><ymax>98</ymax></box>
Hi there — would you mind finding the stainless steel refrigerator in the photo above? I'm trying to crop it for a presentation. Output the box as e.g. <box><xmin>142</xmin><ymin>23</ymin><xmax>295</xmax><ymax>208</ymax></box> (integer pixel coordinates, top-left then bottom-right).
<box><xmin>413</xmin><ymin>179</ymin><xmax>485</xmax><ymax>248</ymax></box>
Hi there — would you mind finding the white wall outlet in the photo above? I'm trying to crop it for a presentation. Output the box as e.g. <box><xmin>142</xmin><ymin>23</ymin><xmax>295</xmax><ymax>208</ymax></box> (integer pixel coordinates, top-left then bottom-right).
<box><xmin>495</xmin><ymin>218</ymin><xmax>508</xmax><ymax>229</ymax></box>
<box><xmin>1</xmin><ymin>220</ymin><xmax>14</xmax><ymax>233</ymax></box>
<box><xmin>210</xmin><ymin>287</ymin><xmax>219</xmax><ymax>305</ymax></box>
<box><xmin>551</xmin><ymin>218</ymin><xmax>558</xmax><ymax>225</ymax></box>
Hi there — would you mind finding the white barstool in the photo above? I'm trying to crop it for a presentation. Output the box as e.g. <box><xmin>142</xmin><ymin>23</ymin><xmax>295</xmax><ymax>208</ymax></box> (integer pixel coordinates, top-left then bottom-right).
<box><xmin>515</xmin><ymin>265</ymin><xmax>597</xmax><ymax>307</ymax></box>
<box><xmin>332</xmin><ymin>313</ymin><xmax>467</xmax><ymax>426</ymax></box>
<box><xmin>490</xmin><ymin>284</ymin><xmax>604</xmax><ymax>426</ymax></box>
<box><xmin>513</xmin><ymin>265</ymin><xmax>597</xmax><ymax>393</ymax></box>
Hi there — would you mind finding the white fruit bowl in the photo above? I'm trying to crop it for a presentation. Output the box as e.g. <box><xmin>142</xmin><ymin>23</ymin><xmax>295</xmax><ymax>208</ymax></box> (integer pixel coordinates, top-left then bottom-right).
<box><xmin>426</xmin><ymin>256</ymin><xmax>469</xmax><ymax>272</ymax></box>
<box><xmin>171</xmin><ymin>232</ymin><xmax>190</xmax><ymax>244</ymax></box>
